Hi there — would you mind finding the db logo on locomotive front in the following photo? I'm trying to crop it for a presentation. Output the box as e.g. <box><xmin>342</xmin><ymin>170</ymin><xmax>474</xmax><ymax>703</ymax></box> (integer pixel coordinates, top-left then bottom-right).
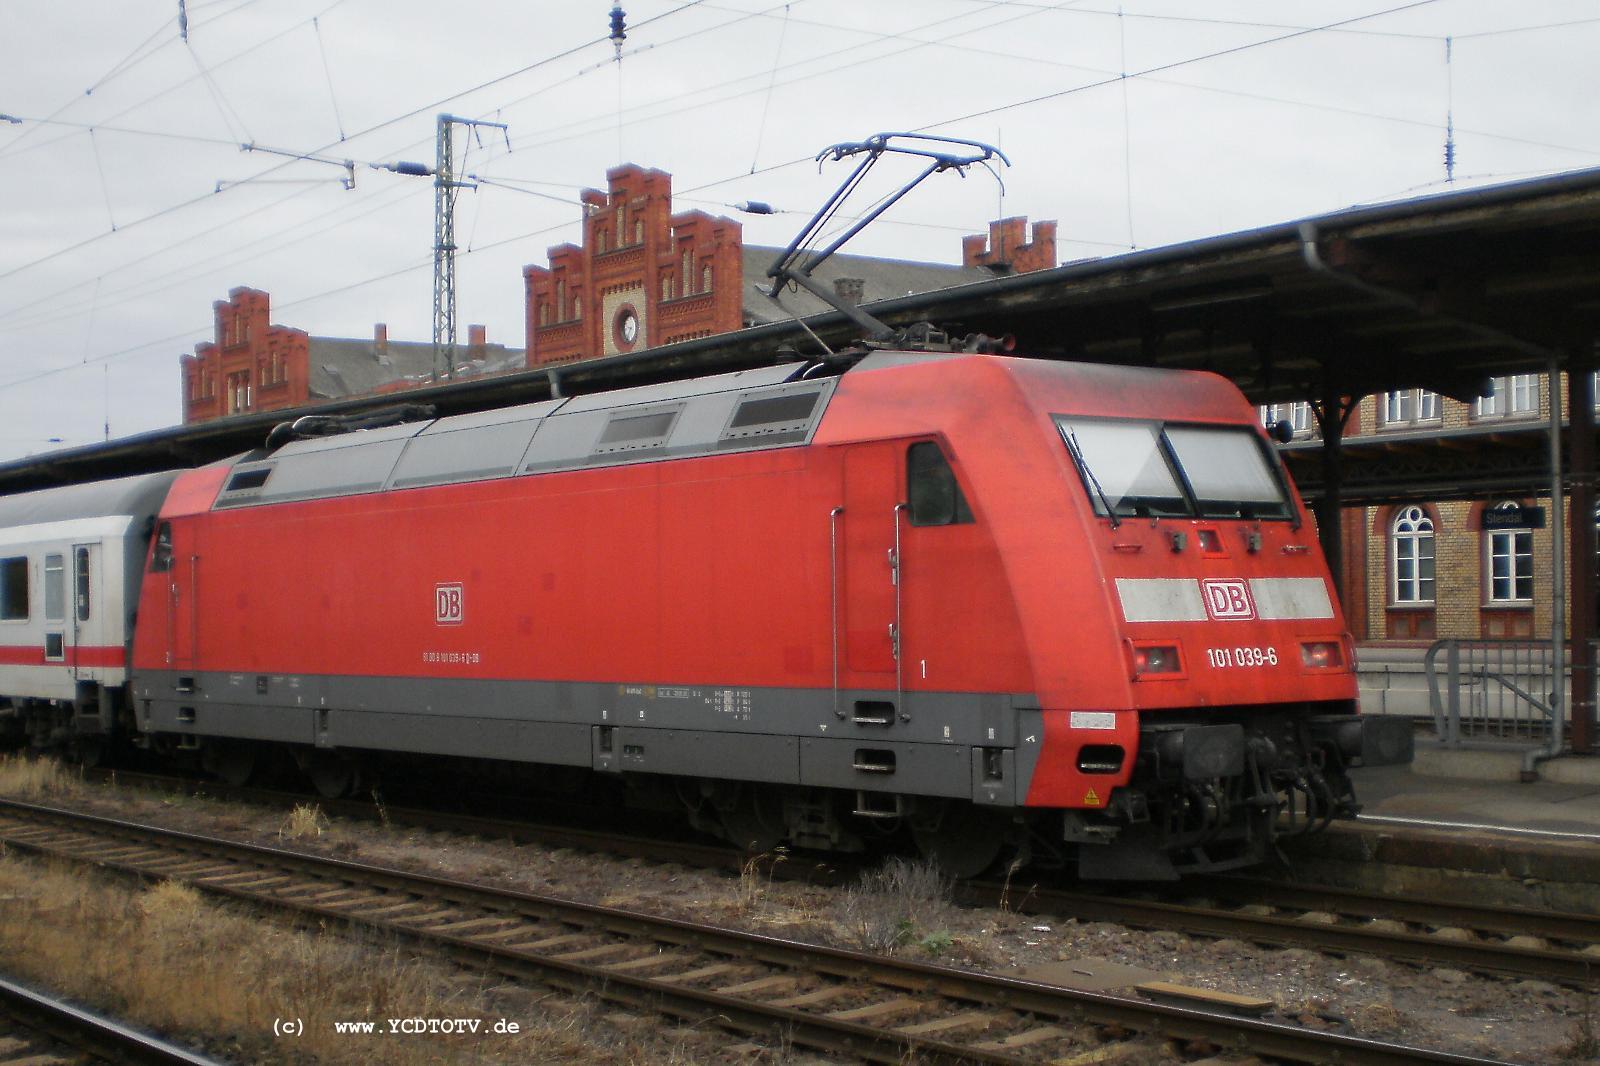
<box><xmin>1201</xmin><ymin>579</ymin><xmax>1255</xmax><ymax>620</ymax></box>
<box><xmin>435</xmin><ymin>583</ymin><xmax>464</xmax><ymax>626</ymax></box>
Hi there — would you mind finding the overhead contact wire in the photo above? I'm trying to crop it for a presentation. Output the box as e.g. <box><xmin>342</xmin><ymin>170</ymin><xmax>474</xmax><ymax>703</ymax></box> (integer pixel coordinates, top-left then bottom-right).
<box><xmin>87</xmin><ymin>129</ymin><xmax>118</xmax><ymax>232</ymax></box>
<box><xmin>914</xmin><ymin>0</ymin><xmax>1445</xmax><ymax>133</ymax></box>
<box><xmin>0</xmin><ymin>2</ymin><xmax>707</xmax><ymax>285</ymax></box>
<box><xmin>748</xmin><ymin>3</ymin><xmax>791</xmax><ymax>173</ymax></box>
<box><xmin>313</xmin><ymin>16</ymin><xmax>348</xmax><ymax>142</ymax></box>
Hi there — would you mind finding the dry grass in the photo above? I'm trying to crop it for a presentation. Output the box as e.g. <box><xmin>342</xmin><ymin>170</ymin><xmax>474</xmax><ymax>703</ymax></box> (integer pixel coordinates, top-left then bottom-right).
<box><xmin>735</xmin><ymin>848</ymin><xmax>789</xmax><ymax>916</ymax></box>
<box><xmin>834</xmin><ymin>856</ymin><xmax>956</xmax><ymax>956</ymax></box>
<box><xmin>0</xmin><ymin>853</ymin><xmax>727</xmax><ymax>1064</ymax></box>
<box><xmin>278</xmin><ymin>802</ymin><xmax>329</xmax><ymax>841</ymax></box>
<box><xmin>1348</xmin><ymin>1000</ymin><xmax>1409</xmax><ymax>1034</ymax></box>
<box><xmin>0</xmin><ymin>753</ymin><xmax>83</xmax><ymax>799</ymax></box>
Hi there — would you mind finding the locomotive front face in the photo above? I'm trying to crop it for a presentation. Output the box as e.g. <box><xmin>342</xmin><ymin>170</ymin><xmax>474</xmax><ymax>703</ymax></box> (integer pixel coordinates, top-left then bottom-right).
<box><xmin>993</xmin><ymin>364</ymin><xmax>1412</xmax><ymax>880</ymax></box>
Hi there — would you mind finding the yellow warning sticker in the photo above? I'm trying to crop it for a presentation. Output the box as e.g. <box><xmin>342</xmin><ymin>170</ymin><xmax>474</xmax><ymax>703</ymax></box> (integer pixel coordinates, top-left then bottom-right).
<box><xmin>1083</xmin><ymin>788</ymin><xmax>1100</xmax><ymax>805</ymax></box>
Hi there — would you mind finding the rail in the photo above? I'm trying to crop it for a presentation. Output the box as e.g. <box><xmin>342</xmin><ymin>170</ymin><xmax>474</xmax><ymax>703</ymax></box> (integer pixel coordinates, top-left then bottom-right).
<box><xmin>83</xmin><ymin>767</ymin><xmax>1600</xmax><ymax>986</ymax></box>
<box><xmin>0</xmin><ymin>973</ymin><xmax>223</xmax><ymax>1065</ymax></box>
<box><xmin>0</xmin><ymin>798</ymin><xmax>1516</xmax><ymax>1066</ymax></box>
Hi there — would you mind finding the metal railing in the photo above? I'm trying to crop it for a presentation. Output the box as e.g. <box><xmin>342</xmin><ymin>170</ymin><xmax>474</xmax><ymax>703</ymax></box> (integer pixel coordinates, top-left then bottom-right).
<box><xmin>1424</xmin><ymin>638</ymin><xmax>1598</xmax><ymax>748</ymax></box>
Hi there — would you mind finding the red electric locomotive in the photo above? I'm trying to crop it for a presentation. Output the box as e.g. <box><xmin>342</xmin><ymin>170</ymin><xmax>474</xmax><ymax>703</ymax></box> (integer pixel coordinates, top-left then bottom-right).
<box><xmin>0</xmin><ymin>136</ymin><xmax>1410</xmax><ymax>877</ymax></box>
<box><xmin>110</xmin><ymin>344</ymin><xmax>1407</xmax><ymax>878</ymax></box>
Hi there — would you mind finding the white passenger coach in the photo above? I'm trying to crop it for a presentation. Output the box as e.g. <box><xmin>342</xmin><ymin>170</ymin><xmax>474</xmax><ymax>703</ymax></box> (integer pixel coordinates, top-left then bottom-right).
<box><xmin>0</xmin><ymin>471</ymin><xmax>178</xmax><ymax>748</ymax></box>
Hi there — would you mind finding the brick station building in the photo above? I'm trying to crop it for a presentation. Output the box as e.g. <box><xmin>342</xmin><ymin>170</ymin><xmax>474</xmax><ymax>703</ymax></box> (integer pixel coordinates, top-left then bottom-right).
<box><xmin>1262</xmin><ymin>376</ymin><xmax>1600</xmax><ymax>644</ymax></box>
<box><xmin>180</xmin><ymin>288</ymin><xmax>522</xmax><ymax>424</ymax></box>
<box><xmin>182</xmin><ymin>166</ymin><xmax>1055</xmax><ymax>425</ymax></box>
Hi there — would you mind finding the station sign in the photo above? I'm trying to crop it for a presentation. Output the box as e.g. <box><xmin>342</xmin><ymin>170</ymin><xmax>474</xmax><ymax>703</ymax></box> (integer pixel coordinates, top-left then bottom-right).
<box><xmin>1480</xmin><ymin>504</ymin><xmax>1545</xmax><ymax>530</ymax></box>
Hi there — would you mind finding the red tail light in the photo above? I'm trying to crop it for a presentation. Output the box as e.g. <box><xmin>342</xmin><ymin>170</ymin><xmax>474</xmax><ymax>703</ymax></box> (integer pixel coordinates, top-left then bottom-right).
<box><xmin>1300</xmin><ymin>641</ymin><xmax>1344</xmax><ymax>669</ymax></box>
<box><xmin>1133</xmin><ymin>645</ymin><xmax>1182</xmax><ymax>676</ymax></box>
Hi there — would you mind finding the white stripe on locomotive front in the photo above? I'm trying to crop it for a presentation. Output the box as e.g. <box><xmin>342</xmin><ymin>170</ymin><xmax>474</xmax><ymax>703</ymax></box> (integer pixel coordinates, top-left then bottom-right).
<box><xmin>1116</xmin><ymin>576</ymin><xmax>1335</xmax><ymax>623</ymax></box>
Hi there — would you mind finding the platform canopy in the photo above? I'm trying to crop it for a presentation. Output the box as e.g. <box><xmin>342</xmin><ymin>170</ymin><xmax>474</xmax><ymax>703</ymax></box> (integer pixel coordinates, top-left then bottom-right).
<box><xmin>2</xmin><ymin>166</ymin><xmax>1598</xmax><ymax>501</ymax></box>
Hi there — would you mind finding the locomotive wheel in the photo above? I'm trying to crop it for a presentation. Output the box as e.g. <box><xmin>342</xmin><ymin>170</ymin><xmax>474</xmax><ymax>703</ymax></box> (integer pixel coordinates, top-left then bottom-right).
<box><xmin>210</xmin><ymin>743</ymin><xmax>256</xmax><ymax>787</ymax></box>
<box><xmin>304</xmin><ymin>753</ymin><xmax>360</xmax><ymax>799</ymax></box>
<box><xmin>912</xmin><ymin>803</ymin><xmax>1009</xmax><ymax>879</ymax></box>
<box><xmin>717</xmin><ymin>790</ymin><xmax>786</xmax><ymax>854</ymax></box>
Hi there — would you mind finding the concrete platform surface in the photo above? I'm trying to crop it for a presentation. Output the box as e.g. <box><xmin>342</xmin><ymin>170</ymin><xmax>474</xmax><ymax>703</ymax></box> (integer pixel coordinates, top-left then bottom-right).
<box><xmin>1351</xmin><ymin>760</ymin><xmax>1600</xmax><ymax>840</ymax></box>
<box><xmin>1409</xmin><ymin>743</ymin><xmax>1600</xmax><ymax>787</ymax></box>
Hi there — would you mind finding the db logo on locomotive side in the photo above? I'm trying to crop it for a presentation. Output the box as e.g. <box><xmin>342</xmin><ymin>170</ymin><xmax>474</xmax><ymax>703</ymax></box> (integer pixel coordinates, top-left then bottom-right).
<box><xmin>435</xmin><ymin>583</ymin><xmax>464</xmax><ymax>626</ymax></box>
<box><xmin>1201</xmin><ymin>579</ymin><xmax>1255</xmax><ymax>620</ymax></box>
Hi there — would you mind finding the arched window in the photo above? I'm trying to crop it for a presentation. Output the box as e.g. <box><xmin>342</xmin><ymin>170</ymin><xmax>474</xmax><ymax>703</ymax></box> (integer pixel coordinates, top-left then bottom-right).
<box><xmin>1484</xmin><ymin>501</ymin><xmax>1533</xmax><ymax>603</ymax></box>
<box><xmin>634</xmin><ymin>218</ymin><xmax>644</xmax><ymax>244</ymax></box>
<box><xmin>682</xmin><ymin>251</ymin><xmax>692</xmax><ymax>293</ymax></box>
<box><xmin>1392</xmin><ymin>506</ymin><xmax>1435</xmax><ymax>604</ymax></box>
<box><xmin>702</xmin><ymin>264</ymin><xmax>713</xmax><ymax>293</ymax></box>
<box><xmin>573</xmin><ymin>294</ymin><xmax>582</xmax><ymax>320</ymax></box>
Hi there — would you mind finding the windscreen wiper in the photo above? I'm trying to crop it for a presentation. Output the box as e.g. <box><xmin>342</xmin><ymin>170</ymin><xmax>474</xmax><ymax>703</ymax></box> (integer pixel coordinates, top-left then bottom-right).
<box><xmin>1063</xmin><ymin>428</ymin><xmax>1121</xmax><ymax>529</ymax></box>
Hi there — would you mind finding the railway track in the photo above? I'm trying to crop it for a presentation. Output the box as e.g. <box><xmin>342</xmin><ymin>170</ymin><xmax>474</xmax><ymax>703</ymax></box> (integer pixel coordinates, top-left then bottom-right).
<box><xmin>963</xmin><ymin>878</ymin><xmax>1600</xmax><ymax>989</ymax></box>
<box><xmin>83</xmin><ymin>767</ymin><xmax>1600</xmax><ymax>987</ymax></box>
<box><xmin>0</xmin><ymin>797</ymin><xmax>1511</xmax><ymax>1066</ymax></box>
<box><xmin>0</xmin><ymin>973</ymin><xmax>222</xmax><ymax>1065</ymax></box>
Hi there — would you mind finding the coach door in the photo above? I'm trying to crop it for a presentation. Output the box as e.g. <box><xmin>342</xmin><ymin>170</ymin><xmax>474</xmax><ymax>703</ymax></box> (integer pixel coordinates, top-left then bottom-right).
<box><xmin>839</xmin><ymin>444</ymin><xmax>903</xmax><ymax>718</ymax></box>
<box><xmin>67</xmin><ymin>544</ymin><xmax>98</xmax><ymax>680</ymax></box>
<box><xmin>42</xmin><ymin>553</ymin><xmax>67</xmax><ymax>672</ymax></box>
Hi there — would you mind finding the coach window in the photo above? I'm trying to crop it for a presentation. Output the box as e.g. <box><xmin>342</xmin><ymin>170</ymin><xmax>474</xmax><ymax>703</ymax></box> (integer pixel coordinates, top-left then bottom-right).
<box><xmin>150</xmin><ymin>523</ymin><xmax>173</xmax><ymax>573</ymax></box>
<box><xmin>0</xmin><ymin>557</ymin><xmax>28</xmax><ymax>621</ymax></box>
<box><xmin>43</xmin><ymin>554</ymin><xmax>64</xmax><ymax>622</ymax></box>
<box><xmin>75</xmin><ymin>547</ymin><xmax>91</xmax><ymax>622</ymax></box>
<box><xmin>907</xmin><ymin>442</ymin><xmax>973</xmax><ymax>526</ymax></box>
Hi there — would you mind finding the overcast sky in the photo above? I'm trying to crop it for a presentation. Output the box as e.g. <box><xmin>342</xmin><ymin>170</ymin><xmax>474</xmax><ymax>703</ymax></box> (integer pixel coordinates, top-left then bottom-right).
<box><xmin>0</xmin><ymin>0</ymin><xmax>1595</xmax><ymax>461</ymax></box>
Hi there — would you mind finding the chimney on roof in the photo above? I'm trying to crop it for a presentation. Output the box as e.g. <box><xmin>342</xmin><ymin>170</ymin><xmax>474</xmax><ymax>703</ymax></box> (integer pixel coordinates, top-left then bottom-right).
<box><xmin>963</xmin><ymin>217</ymin><xmax>1057</xmax><ymax>274</ymax></box>
<box><xmin>374</xmin><ymin>323</ymin><xmax>388</xmax><ymax>355</ymax></box>
<box><xmin>467</xmin><ymin>324</ymin><xmax>487</xmax><ymax>360</ymax></box>
<box><xmin>833</xmin><ymin>277</ymin><xmax>865</xmax><ymax>306</ymax></box>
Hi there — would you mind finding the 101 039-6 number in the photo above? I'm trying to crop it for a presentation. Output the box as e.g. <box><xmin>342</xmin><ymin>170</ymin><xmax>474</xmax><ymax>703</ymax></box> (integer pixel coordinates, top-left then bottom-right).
<box><xmin>1206</xmin><ymin>646</ymin><xmax>1278</xmax><ymax>669</ymax></box>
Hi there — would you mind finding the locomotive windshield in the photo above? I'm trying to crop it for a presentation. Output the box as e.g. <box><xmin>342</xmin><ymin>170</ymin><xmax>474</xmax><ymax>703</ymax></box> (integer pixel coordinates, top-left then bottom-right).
<box><xmin>1056</xmin><ymin>417</ymin><xmax>1292</xmax><ymax>521</ymax></box>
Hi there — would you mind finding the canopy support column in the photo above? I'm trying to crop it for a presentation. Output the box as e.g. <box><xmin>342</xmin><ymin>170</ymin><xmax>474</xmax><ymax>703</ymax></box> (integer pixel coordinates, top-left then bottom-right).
<box><xmin>1569</xmin><ymin>344</ymin><xmax>1597</xmax><ymax>754</ymax></box>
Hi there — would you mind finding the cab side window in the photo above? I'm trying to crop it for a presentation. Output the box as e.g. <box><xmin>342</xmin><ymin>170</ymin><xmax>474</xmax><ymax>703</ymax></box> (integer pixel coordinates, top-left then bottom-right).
<box><xmin>150</xmin><ymin>522</ymin><xmax>174</xmax><ymax>573</ymax></box>
<box><xmin>907</xmin><ymin>442</ymin><xmax>974</xmax><ymax>527</ymax></box>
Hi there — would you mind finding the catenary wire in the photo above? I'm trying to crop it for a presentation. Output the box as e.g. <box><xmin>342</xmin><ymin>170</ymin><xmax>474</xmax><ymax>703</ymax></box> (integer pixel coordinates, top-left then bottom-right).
<box><xmin>3</xmin><ymin>0</ymin><xmax>1590</xmax><ymax>399</ymax></box>
<box><xmin>0</xmin><ymin>3</ymin><xmax>710</xmax><ymax>287</ymax></box>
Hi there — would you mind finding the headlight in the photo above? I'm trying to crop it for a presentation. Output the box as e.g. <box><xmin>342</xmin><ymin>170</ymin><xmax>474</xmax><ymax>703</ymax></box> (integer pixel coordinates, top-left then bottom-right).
<box><xmin>1300</xmin><ymin>641</ymin><xmax>1344</xmax><ymax>668</ymax></box>
<box><xmin>1132</xmin><ymin>644</ymin><xmax>1182</xmax><ymax>675</ymax></box>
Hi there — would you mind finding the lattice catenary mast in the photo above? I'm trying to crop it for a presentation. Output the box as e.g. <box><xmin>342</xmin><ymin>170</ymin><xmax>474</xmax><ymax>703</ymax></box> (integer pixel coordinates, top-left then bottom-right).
<box><xmin>432</xmin><ymin>113</ymin><xmax>508</xmax><ymax>381</ymax></box>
